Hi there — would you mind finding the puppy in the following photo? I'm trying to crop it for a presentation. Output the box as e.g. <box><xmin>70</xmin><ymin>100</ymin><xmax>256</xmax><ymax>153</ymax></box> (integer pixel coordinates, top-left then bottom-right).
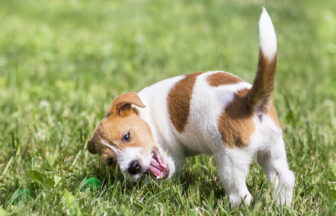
<box><xmin>87</xmin><ymin>8</ymin><xmax>295</xmax><ymax>207</ymax></box>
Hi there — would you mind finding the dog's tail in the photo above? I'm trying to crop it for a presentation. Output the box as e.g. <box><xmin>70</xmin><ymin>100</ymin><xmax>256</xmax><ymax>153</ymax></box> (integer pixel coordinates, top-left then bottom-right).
<box><xmin>246</xmin><ymin>8</ymin><xmax>277</xmax><ymax>113</ymax></box>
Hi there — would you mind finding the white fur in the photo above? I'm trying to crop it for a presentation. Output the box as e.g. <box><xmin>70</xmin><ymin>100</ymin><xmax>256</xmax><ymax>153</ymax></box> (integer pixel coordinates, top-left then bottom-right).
<box><xmin>117</xmin><ymin>147</ymin><xmax>152</xmax><ymax>181</ymax></box>
<box><xmin>101</xmin><ymin>139</ymin><xmax>152</xmax><ymax>181</ymax></box>
<box><xmin>100</xmin><ymin>139</ymin><xmax>121</xmax><ymax>154</ymax></box>
<box><xmin>259</xmin><ymin>8</ymin><xmax>277</xmax><ymax>59</ymax></box>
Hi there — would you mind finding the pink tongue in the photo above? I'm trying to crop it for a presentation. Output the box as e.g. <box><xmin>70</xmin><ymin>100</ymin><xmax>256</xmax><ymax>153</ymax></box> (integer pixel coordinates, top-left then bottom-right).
<box><xmin>148</xmin><ymin>152</ymin><xmax>168</xmax><ymax>179</ymax></box>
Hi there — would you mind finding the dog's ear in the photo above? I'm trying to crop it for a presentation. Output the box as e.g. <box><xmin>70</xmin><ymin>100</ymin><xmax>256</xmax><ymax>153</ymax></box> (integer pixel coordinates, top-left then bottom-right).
<box><xmin>107</xmin><ymin>92</ymin><xmax>145</xmax><ymax>117</ymax></box>
<box><xmin>87</xmin><ymin>134</ymin><xmax>97</xmax><ymax>154</ymax></box>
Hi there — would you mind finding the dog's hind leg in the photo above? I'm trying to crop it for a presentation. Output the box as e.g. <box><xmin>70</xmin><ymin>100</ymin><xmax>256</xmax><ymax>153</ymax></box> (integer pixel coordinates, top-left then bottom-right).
<box><xmin>215</xmin><ymin>148</ymin><xmax>254</xmax><ymax>207</ymax></box>
<box><xmin>257</xmin><ymin>137</ymin><xmax>295</xmax><ymax>206</ymax></box>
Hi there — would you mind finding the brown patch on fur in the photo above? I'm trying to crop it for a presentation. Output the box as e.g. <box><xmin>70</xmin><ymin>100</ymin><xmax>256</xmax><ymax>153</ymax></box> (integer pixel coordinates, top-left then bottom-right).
<box><xmin>167</xmin><ymin>72</ymin><xmax>203</xmax><ymax>132</ymax></box>
<box><xmin>97</xmin><ymin>114</ymin><xmax>154</xmax><ymax>151</ymax></box>
<box><xmin>107</xmin><ymin>92</ymin><xmax>145</xmax><ymax>117</ymax></box>
<box><xmin>218</xmin><ymin>88</ymin><xmax>255</xmax><ymax>148</ymax></box>
<box><xmin>207</xmin><ymin>72</ymin><xmax>242</xmax><ymax>87</ymax></box>
<box><xmin>267</xmin><ymin>104</ymin><xmax>281</xmax><ymax>128</ymax></box>
<box><xmin>217</xmin><ymin>47</ymin><xmax>278</xmax><ymax>147</ymax></box>
<box><xmin>87</xmin><ymin>135</ymin><xmax>98</xmax><ymax>154</ymax></box>
<box><xmin>246</xmin><ymin>50</ymin><xmax>277</xmax><ymax>112</ymax></box>
<box><xmin>87</xmin><ymin>92</ymin><xmax>155</xmax><ymax>167</ymax></box>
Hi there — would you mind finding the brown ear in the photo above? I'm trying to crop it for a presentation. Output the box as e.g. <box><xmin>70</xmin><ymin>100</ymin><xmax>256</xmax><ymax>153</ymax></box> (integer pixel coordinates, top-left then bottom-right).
<box><xmin>107</xmin><ymin>92</ymin><xmax>145</xmax><ymax>117</ymax></box>
<box><xmin>87</xmin><ymin>136</ymin><xmax>97</xmax><ymax>154</ymax></box>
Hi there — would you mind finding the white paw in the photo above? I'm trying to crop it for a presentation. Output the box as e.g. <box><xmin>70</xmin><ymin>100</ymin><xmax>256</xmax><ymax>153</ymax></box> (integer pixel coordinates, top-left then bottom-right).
<box><xmin>244</xmin><ymin>193</ymin><xmax>253</xmax><ymax>205</ymax></box>
<box><xmin>229</xmin><ymin>192</ymin><xmax>252</xmax><ymax>208</ymax></box>
<box><xmin>275</xmin><ymin>170</ymin><xmax>295</xmax><ymax>207</ymax></box>
<box><xmin>276</xmin><ymin>187</ymin><xmax>293</xmax><ymax>207</ymax></box>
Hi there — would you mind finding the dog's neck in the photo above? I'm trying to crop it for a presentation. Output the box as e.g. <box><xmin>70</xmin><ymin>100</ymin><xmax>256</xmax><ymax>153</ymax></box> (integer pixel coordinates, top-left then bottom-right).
<box><xmin>136</xmin><ymin>105</ymin><xmax>163</xmax><ymax>149</ymax></box>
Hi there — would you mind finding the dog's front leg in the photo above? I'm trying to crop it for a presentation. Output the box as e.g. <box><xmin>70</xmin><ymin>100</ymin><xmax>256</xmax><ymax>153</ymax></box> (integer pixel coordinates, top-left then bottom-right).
<box><xmin>215</xmin><ymin>149</ymin><xmax>253</xmax><ymax>208</ymax></box>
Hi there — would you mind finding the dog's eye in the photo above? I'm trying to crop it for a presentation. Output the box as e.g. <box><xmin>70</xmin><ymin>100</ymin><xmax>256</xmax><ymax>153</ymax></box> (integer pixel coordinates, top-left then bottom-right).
<box><xmin>122</xmin><ymin>132</ymin><xmax>131</xmax><ymax>142</ymax></box>
<box><xmin>107</xmin><ymin>157</ymin><xmax>115</xmax><ymax>166</ymax></box>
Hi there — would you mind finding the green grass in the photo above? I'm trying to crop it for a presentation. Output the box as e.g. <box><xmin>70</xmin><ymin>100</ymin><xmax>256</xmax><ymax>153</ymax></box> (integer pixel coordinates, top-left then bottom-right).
<box><xmin>0</xmin><ymin>0</ymin><xmax>335</xmax><ymax>215</ymax></box>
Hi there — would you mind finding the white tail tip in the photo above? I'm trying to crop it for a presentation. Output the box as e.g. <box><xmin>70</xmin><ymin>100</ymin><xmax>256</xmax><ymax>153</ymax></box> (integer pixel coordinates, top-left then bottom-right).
<box><xmin>259</xmin><ymin>8</ymin><xmax>277</xmax><ymax>58</ymax></box>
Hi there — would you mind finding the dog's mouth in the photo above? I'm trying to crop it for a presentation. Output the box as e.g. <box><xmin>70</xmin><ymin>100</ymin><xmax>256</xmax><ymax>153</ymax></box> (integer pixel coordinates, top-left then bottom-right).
<box><xmin>148</xmin><ymin>149</ymin><xmax>169</xmax><ymax>179</ymax></box>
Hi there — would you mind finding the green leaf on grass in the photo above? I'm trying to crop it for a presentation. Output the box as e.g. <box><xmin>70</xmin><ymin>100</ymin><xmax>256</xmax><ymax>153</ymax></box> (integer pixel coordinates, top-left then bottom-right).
<box><xmin>54</xmin><ymin>175</ymin><xmax>62</xmax><ymax>186</ymax></box>
<box><xmin>63</xmin><ymin>190</ymin><xmax>82</xmax><ymax>215</ymax></box>
<box><xmin>27</xmin><ymin>170</ymin><xmax>55</xmax><ymax>188</ymax></box>
<box><xmin>64</xmin><ymin>190</ymin><xmax>76</xmax><ymax>207</ymax></box>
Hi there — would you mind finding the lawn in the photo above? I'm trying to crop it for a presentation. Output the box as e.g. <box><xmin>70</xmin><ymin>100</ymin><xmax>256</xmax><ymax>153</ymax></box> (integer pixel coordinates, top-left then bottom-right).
<box><xmin>0</xmin><ymin>0</ymin><xmax>335</xmax><ymax>215</ymax></box>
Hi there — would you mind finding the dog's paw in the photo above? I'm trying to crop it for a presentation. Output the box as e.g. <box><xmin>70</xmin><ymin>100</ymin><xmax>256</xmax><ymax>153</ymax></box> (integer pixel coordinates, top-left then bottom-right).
<box><xmin>228</xmin><ymin>192</ymin><xmax>252</xmax><ymax>208</ymax></box>
<box><xmin>274</xmin><ymin>170</ymin><xmax>295</xmax><ymax>207</ymax></box>
<box><xmin>275</xmin><ymin>187</ymin><xmax>293</xmax><ymax>207</ymax></box>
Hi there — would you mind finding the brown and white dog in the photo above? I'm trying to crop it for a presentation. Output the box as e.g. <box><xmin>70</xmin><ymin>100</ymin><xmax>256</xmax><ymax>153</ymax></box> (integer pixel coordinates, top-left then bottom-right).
<box><xmin>87</xmin><ymin>8</ymin><xmax>295</xmax><ymax>207</ymax></box>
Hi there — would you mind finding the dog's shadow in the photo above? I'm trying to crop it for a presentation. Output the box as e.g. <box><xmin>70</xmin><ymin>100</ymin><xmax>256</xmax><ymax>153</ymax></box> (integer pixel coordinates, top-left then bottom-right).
<box><xmin>178</xmin><ymin>158</ymin><xmax>225</xmax><ymax>201</ymax></box>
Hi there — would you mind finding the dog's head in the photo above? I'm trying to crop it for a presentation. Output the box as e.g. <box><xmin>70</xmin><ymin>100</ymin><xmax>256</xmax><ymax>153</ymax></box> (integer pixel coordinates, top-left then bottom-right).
<box><xmin>87</xmin><ymin>92</ymin><xmax>171</xmax><ymax>181</ymax></box>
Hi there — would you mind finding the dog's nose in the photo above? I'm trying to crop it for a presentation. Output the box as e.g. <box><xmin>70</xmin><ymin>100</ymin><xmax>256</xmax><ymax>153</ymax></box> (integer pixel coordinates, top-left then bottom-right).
<box><xmin>128</xmin><ymin>160</ymin><xmax>141</xmax><ymax>175</ymax></box>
